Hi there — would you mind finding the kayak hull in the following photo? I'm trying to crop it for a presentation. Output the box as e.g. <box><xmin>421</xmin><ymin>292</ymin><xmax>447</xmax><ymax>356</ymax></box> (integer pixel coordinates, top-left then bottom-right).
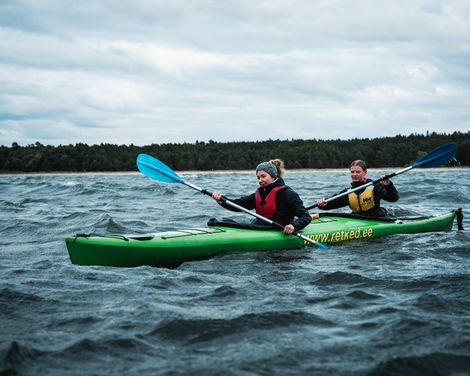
<box><xmin>65</xmin><ymin>211</ymin><xmax>457</xmax><ymax>268</ymax></box>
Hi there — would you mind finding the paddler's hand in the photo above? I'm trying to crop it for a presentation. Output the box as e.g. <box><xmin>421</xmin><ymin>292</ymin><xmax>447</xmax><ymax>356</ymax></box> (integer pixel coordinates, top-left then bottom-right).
<box><xmin>380</xmin><ymin>175</ymin><xmax>391</xmax><ymax>186</ymax></box>
<box><xmin>283</xmin><ymin>224</ymin><xmax>295</xmax><ymax>235</ymax></box>
<box><xmin>212</xmin><ymin>192</ymin><xmax>223</xmax><ymax>202</ymax></box>
<box><xmin>316</xmin><ymin>198</ymin><xmax>327</xmax><ymax>207</ymax></box>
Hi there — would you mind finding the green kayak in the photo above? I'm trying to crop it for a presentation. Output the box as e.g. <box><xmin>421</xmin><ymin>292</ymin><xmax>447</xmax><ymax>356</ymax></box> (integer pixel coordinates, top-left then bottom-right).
<box><xmin>65</xmin><ymin>210</ymin><xmax>461</xmax><ymax>268</ymax></box>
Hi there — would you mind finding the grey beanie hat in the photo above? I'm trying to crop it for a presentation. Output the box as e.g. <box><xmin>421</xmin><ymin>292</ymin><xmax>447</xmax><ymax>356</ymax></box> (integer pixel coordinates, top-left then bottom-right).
<box><xmin>256</xmin><ymin>162</ymin><xmax>278</xmax><ymax>178</ymax></box>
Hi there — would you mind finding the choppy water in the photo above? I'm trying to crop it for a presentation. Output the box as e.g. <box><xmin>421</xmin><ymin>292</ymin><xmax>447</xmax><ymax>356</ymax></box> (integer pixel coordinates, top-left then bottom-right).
<box><xmin>1</xmin><ymin>169</ymin><xmax>469</xmax><ymax>375</ymax></box>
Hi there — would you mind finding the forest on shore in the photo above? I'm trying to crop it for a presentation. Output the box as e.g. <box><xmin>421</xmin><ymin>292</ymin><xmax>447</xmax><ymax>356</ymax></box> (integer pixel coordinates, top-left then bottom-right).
<box><xmin>1</xmin><ymin>132</ymin><xmax>468</xmax><ymax>172</ymax></box>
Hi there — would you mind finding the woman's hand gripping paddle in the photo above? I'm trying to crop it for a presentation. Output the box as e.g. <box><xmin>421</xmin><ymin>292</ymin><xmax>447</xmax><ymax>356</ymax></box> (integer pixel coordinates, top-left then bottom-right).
<box><xmin>306</xmin><ymin>142</ymin><xmax>458</xmax><ymax>211</ymax></box>
<box><xmin>137</xmin><ymin>154</ymin><xmax>328</xmax><ymax>248</ymax></box>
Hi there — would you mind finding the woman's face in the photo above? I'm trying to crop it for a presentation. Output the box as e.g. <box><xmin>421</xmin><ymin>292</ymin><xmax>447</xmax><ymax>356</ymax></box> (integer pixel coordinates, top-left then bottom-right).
<box><xmin>257</xmin><ymin>170</ymin><xmax>275</xmax><ymax>186</ymax></box>
<box><xmin>350</xmin><ymin>165</ymin><xmax>367</xmax><ymax>182</ymax></box>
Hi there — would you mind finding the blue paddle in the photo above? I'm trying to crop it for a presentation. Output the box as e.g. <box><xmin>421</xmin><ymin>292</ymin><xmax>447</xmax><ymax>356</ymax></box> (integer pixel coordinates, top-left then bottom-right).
<box><xmin>306</xmin><ymin>142</ymin><xmax>458</xmax><ymax>210</ymax></box>
<box><xmin>137</xmin><ymin>154</ymin><xmax>329</xmax><ymax>248</ymax></box>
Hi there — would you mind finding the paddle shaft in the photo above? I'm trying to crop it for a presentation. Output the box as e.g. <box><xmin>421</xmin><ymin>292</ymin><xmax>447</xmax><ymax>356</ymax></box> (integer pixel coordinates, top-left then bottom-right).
<box><xmin>138</xmin><ymin>157</ymin><xmax>327</xmax><ymax>247</ymax></box>
<box><xmin>306</xmin><ymin>166</ymin><xmax>411</xmax><ymax>210</ymax></box>
<box><xmin>184</xmin><ymin>181</ymin><xmax>322</xmax><ymax>246</ymax></box>
<box><xmin>307</xmin><ymin>142</ymin><xmax>457</xmax><ymax>211</ymax></box>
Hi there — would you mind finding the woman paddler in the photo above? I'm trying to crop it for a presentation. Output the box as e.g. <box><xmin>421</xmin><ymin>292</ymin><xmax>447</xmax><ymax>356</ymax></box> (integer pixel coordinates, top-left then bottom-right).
<box><xmin>316</xmin><ymin>159</ymin><xmax>399</xmax><ymax>217</ymax></box>
<box><xmin>211</xmin><ymin>160</ymin><xmax>311</xmax><ymax>234</ymax></box>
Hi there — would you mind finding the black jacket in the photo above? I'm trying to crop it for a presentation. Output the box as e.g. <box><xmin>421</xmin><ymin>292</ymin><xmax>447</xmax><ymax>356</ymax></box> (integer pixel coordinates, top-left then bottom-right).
<box><xmin>319</xmin><ymin>178</ymin><xmax>399</xmax><ymax>217</ymax></box>
<box><xmin>218</xmin><ymin>177</ymin><xmax>311</xmax><ymax>230</ymax></box>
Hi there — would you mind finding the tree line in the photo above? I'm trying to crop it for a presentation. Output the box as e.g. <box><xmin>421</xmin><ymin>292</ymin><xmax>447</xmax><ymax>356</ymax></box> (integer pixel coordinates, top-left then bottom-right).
<box><xmin>1</xmin><ymin>132</ymin><xmax>468</xmax><ymax>173</ymax></box>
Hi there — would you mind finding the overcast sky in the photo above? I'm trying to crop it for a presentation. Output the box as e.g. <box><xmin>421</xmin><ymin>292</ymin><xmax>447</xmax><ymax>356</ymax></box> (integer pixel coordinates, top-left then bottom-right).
<box><xmin>0</xmin><ymin>0</ymin><xmax>469</xmax><ymax>146</ymax></box>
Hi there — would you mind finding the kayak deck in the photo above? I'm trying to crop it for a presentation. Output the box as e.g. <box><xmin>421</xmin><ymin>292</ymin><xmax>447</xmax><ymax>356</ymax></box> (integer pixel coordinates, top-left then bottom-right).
<box><xmin>65</xmin><ymin>210</ymin><xmax>459</xmax><ymax>268</ymax></box>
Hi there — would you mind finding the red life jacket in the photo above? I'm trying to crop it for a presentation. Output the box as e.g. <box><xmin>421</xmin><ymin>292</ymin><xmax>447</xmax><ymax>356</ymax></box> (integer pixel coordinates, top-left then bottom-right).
<box><xmin>255</xmin><ymin>186</ymin><xmax>286</xmax><ymax>218</ymax></box>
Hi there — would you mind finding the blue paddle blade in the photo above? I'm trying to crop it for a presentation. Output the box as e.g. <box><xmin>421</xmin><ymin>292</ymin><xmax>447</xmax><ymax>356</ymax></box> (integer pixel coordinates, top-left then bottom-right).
<box><xmin>412</xmin><ymin>142</ymin><xmax>457</xmax><ymax>168</ymax></box>
<box><xmin>136</xmin><ymin>154</ymin><xmax>184</xmax><ymax>184</ymax></box>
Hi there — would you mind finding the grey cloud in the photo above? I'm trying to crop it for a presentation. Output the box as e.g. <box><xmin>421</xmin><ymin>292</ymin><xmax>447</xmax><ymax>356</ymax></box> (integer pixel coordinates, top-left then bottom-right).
<box><xmin>0</xmin><ymin>0</ymin><xmax>469</xmax><ymax>146</ymax></box>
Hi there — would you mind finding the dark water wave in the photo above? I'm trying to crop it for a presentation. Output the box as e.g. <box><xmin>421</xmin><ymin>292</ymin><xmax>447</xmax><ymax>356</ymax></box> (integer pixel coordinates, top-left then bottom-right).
<box><xmin>369</xmin><ymin>352</ymin><xmax>470</xmax><ymax>376</ymax></box>
<box><xmin>313</xmin><ymin>270</ymin><xmax>376</xmax><ymax>285</ymax></box>
<box><xmin>0</xmin><ymin>170</ymin><xmax>469</xmax><ymax>375</ymax></box>
<box><xmin>2</xmin><ymin>341</ymin><xmax>45</xmax><ymax>373</ymax></box>
<box><xmin>147</xmin><ymin>311</ymin><xmax>335</xmax><ymax>344</ymax></box>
